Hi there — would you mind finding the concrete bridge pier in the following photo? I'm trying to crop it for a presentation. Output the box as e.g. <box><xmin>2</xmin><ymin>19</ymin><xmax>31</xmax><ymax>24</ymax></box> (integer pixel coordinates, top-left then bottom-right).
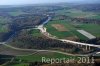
<box><xmin>77</xmin><ymin>44</ymin><xmax>83</xmax><ymax>48</ymax></box>
<box><xmin>85</xmin><ymin>45</ymin><xmax>91</xmax><ymax>51</ymax></box>
<box><xmin>77</xmin><ymin>44</ymin><xmax>91</xmax><ymax>51</ymax></box>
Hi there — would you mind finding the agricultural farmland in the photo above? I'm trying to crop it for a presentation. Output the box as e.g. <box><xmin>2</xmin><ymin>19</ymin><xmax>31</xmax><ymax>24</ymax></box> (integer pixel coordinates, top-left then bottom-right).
<box><xmin>55</xmin><ymin>9</ymin><xmax>97</xmax><ymax>18</ymax></box>
<box><xmin>45</xmin><ymin>20</ymin><xmax>86</xmax><ymax>40</ymax></box>
<box><xmin>8</xmin><ymin>11</ymin><xmax>28</xmax><ymax>16</ymax></box>
<box><xmin>52</xmin><ymin>24</ymin><xmax>68</xmax><ymax>31</ymax></box>
<box><xmin>4</xmin><ymin>52</ymin><xmax>76</xmax><ymax>66</ymax></box>
<box><xmin>15</xmin><ymin>52</ymin><xmax>74</xmax><ymax>62</ymax></box>
<box><xmin>45</xmin><ymin>19</ymin><xmax>100</xmax><ymax>41</ymax></box>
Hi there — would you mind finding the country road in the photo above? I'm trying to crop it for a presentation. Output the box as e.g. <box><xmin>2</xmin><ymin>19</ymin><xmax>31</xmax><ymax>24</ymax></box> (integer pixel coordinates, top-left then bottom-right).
<box><xmin>2</xmin><ymin>43</ymin><xmax>87</xmax><ymax>56</ymax></box>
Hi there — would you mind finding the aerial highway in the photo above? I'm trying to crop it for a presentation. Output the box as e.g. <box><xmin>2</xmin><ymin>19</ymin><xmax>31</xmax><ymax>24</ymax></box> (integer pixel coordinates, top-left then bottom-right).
<box><xmin>0</xmin><ymin>16</ymin><xmax>100</xmax><ymax>56</ymax></box>
<box><xmin>1</xmin><ymin>16</ymin><xmax>99</xmax><ymax>48</ymax></box>
<box><xmin>36</xmin><ymin>17</ymin><xmax>100</xmax><ymax>48</ymax></box>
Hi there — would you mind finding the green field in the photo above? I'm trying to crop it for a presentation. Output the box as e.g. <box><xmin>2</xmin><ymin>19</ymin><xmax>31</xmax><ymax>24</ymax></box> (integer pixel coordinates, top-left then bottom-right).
<box><xmin>0</xmin><ymin>17</ymin><xmax>10</xmax><ymax>32</ymax></box>
<box><xmin>4</xmin><ymin>52</ymin><xmax>77</xmax><ymax>66</ymax></box>
<box><xmin>29</xmin><ymin>29</ymin><xmax>43</xmax><ymax>37</ymax></box>
<box><xmin>91</xmin><ymin>14</ymin><xmax>100</xmax><ymax>19</ymax></box>
<box><xmin>55</xmin><ymin>9</ymin><xmax>96</xmax><ymax>18</ymax></box>
<box><xmin>45</xmin><ymin>20</ymin><xmax>88</xmax><ymax>40</ymax></box>
<box><xmin>76</xmin><ymin>24</ymin><xmax>100</xmax><ymax>37</ymax></box>
<box><xmin>15</xmin><ymin>52</ymin><xmax>74</xmax><ymax>62</ymax></box>
<box><xmin>5</xmin><ymin>63</ymin><xmax>28</xmax><ymax>66</ymax></box>
<box><xmin>0</xmin><ymin>25</ymin><xmax>9</xmax><ymax>32</ymax></box>
<box><xmin>45</xmin><ymin>18</ymin><xmax>100</xmax><ymax>40</ymax></box>
<box><xmin>53</xmin><ymin>8</ymin><xmax>100</xmax><ymax>40</ymax></box>
<box><xmin>8</xmin><ymin>11</ymin><xmax>28</xmax><ymax>16</ymax></box>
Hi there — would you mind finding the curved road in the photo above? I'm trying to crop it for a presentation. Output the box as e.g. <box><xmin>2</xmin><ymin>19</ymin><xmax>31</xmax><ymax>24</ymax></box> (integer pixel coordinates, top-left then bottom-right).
<box><xmin>37</xmin><ymin>17</ymin><xmax>100</xmax><ymax>48</ymax></box>
<box><xmin>2</xmin><ymin>43</ymin><xmax>87</xmax><ymax>56</ymax></box>
<box><xmin>0</xmin><ymin>16</ymin><xmax>100</xmax><ymax>56</ymax></box>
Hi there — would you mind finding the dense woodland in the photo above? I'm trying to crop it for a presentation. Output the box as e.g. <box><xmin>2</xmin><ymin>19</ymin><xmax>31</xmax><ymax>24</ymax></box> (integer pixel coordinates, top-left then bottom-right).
<box><xmin>0</xmin><ymin>14</ymin><xmax>48</xmax><ymax>41</ymax></box>
<box><xmin>10</xmin><ymin>30</ymin><xmax>76</xmax><ymax>50</ymax></box>
<box><xmin>9</xmin><ymin>29</ymin><xmax>95</xmax><ymax>54</ymax></box>
<box><xmin>10</xmin><ymin>14</ymin><xmax>48</xmax><ymax>31</ymax></box>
